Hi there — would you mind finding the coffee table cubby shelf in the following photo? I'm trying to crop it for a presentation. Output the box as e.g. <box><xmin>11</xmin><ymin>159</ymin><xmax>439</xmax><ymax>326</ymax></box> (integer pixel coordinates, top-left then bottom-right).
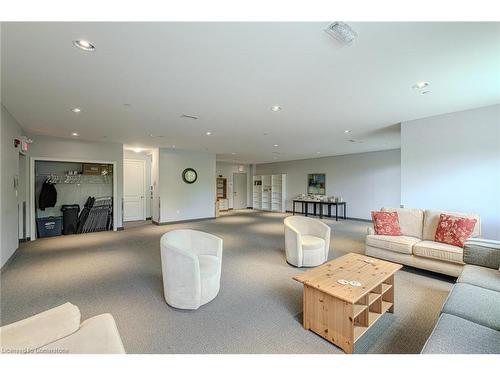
<box><xmin>353</xmin><ymin>275</ymin><xmax>395</xmax><ymax>342</ymax></box>
<box><xmin>293</xmin><ymin>253</ymin><xmax>402</xmax><ymax>354</ymax></box>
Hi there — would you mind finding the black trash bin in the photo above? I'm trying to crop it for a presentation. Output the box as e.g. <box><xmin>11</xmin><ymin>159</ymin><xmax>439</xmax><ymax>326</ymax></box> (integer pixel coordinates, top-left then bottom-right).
<box><xmin>36</xmin><ymin>216</ymin><xmax>63</xmax><ymax>238</ymax></box>
<box><xmin>61</xmin><ymin>204</ymin><xmax>80</xmax><ymax>235</ymax></box>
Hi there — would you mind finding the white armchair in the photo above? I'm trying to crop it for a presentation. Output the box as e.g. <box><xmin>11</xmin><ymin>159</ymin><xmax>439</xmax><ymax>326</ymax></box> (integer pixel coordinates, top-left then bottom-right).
<box><xmin>284</xmin><ymin>216</ymin><xmax>331</xmax><ymax>267</ymax></box>
<box><xmin>160</xmin><ymin>229</ymin><xmax>223</xmax><ymax>310</ymax></box>
<box><xmin>0</xmin><ymin>302</ymin><xmax>125</xmax><ymax>354</ymax></box>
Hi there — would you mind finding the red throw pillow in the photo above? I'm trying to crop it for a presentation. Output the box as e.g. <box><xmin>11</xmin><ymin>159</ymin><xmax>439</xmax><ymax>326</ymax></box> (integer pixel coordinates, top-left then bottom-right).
<box><xmin>434</xmin><ymin>214</ymin><xmax>477</xmax><ymax>248</ymax></box>
<box><xmin>371</xmin><ymin>211</ymin><xmax>402</xmax><ymax>236</ymax></box>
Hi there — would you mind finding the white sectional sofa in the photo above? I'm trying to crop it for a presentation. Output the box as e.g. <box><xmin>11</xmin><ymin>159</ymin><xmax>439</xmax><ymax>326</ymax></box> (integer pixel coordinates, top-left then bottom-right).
<box><xmin>365</xmin><ymin>208</ymin><xmax>481</xmax><ymax>277</ymax></box>
<box><xmin>0</xmin><ymin>302</ymin><xmax>125</xmax><ymax>354</ymax></box>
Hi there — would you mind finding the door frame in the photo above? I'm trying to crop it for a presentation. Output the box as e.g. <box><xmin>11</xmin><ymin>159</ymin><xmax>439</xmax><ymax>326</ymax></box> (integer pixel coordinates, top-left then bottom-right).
<box><xmin>232</xmin><ymin>172</ymin><xmax>248</xmax><ymax>210</ymax></box>
<box><xmin>18</xmin><ymin>152</ymin><xmax>28</xmax><ymax>240</ymax></box>
<box><xmin>30</xmin><ymin>157</ymin><xmax>118</xmax><ymax>240</ymax></box>
<box><xmin>123</xmin><ymin>158</ymin><xmax>147</xmax><ymax>222</ymax></box>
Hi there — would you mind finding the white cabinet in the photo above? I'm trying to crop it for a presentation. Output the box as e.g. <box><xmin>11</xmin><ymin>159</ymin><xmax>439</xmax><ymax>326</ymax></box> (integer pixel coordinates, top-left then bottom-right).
<box><xmin>253</xmin><ymin>174</ymin><xmax>286</xmax><ymax>212</ymax></box>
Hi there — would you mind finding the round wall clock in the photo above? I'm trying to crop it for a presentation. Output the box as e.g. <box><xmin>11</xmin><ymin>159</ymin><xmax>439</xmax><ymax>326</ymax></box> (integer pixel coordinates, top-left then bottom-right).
<box><xmin>182</xmin><ymin>168</ymin><xmax>198</xmax><ymax>184</ymax></box>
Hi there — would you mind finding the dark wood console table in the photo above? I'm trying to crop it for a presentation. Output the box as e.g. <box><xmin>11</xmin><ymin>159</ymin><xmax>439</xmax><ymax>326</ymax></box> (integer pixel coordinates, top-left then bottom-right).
<box><xmin>292</xmin><ymin>200</ymin><xmax>347</xmax><ymax>221</ymax></box>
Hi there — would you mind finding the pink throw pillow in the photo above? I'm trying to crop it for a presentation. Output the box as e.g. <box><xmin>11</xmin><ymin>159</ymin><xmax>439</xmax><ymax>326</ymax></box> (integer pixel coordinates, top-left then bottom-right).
<box><xmin>371</xmin><ymin>211</ymin><xmax>402</xmax><ymax>236</ymax></box>
<box><xmin>434</xmin><ymin>213</ymin><xmax>477</xmax><ymax>248</ymax></box>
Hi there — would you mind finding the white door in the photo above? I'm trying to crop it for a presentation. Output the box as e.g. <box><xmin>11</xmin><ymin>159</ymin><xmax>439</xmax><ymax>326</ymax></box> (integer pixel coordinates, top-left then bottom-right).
<box><xmin>233</xmin><ymin>173</ymin><xmax>247</xmax><ymax>209</ymax></box>
<box><xmin>124</xmin><ymin>159</ymin><xmax>146</xmax><ymax>221</ymax></box>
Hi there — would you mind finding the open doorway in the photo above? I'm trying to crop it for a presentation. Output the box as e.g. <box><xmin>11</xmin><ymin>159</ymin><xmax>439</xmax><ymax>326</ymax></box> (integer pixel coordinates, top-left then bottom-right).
<box><xmin>232</xmin><ymin>172</ymin><xmax>247</xmax><ymax>209</ymax></box>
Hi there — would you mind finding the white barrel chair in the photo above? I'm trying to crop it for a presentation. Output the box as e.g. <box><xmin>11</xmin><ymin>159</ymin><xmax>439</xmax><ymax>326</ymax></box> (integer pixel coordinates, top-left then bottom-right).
<box><xmin>160</xmin><ymin>229</ymin><xmax>223</xmax><ymax>310</ymax></box>
<box><xmin>284</xmin><ymin>216</ymin><xmax>331</xmax><ymax>267</ymax></box>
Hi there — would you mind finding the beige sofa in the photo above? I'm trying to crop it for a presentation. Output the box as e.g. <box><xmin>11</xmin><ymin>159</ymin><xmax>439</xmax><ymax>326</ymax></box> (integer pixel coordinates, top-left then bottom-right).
<box><xmin>0</xmin><ymin>302</ymin><xmax>125</xmax><ymax>354</ymax></box>
<box><xmin>365</xmin><ymin>208</ymin><xmax>481</xmax><ymax>277</ymax></box>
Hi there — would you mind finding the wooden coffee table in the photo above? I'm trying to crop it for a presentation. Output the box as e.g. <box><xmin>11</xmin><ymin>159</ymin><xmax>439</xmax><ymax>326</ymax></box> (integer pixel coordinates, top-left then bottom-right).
<box><xmin>293</xmin><ymin>253</ymin><xmax>402</xmax><ymax>354</ymax></box>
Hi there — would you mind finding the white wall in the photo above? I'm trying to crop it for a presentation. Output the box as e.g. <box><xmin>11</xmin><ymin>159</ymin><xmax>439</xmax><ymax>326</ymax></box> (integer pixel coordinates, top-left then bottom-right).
<box><xmin>158</xmin><ymin>148</ymin><xmax>216</xmax><ymax>223</ymax></box>
<box><xmin>27</xmin><ymin>135</ymin><xmax>124</xmax><ymax>233</ymax></box>
<box><xmin>401</xmin><ymin>104</ymin><xmax>500</xmax><ymax>240</ymax></box>
<box><xmin>124</xmin><ymin>150</ymin><xmax>153</xmax><ymax>219</ymax></box>
<box><xmin>215</xmin><ymin>161</ymin><xmax>251</xmax><ymax>208</ymax></box>
<box><xmin>256</xmin><ymin>149</ymin><xmax>401</xmax><ymax>220</ymax></box>
<box><xmin>1</xmin><ymin>105</ymin><xmax>25</xmax><ymax>268</ymax></box>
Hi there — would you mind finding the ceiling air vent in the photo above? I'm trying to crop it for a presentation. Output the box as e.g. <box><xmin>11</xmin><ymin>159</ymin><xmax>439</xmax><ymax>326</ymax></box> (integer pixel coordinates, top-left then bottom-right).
<box><xmin>325</xmin><ymin>22</ymin><xmax>358</xmax><ymax>45</ymax></box>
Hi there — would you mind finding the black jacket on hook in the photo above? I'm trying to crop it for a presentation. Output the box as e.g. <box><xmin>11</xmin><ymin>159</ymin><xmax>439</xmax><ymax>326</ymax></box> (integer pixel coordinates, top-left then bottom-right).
<box><xmin>39</xmin><ymin>181</ymin><xmax>57</xmax><ymax>210</ymax></box>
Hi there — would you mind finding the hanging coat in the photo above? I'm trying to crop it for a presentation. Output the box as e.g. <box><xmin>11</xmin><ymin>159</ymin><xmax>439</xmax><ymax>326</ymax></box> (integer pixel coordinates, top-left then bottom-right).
<box><xmin>39</xmin><ymin>181</ymin><xmax>57</xmax><ymax>210</ymax></box>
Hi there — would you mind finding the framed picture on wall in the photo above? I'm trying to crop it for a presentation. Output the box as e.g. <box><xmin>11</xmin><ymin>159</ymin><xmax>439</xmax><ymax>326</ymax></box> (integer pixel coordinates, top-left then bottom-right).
<box><xmin>307</xmin><ymin>173</ymin><xmax>326</xmax><ymax>195</ymax></box>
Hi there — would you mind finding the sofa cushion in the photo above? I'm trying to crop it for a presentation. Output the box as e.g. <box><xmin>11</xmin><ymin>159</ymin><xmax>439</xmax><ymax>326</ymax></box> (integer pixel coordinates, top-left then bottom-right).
<box><xmin>434</xmin><ymin>214</ymin><xmax>477</xmax><ymax>247</ymax></box>
<box><xmin>421</xmin><ymin>313</ymin><xmax>500</xmax><ymax>354</ymax></box>
<box><xmin>0</xmin><ymin>302</ymin><xmax>81</xmax><ymax>353</ymax></box>
<box><xmin>39</xmin><ymin>313</ymin><xmax>125</xmax><ymax>354</ymax></box>
<box><xmin>413</xmin><ymin>240</ymin><xmax>464</xmax><ymax>264</ymax></box>
<box><xmin>382</xmin><ymin>207</ymin><xmax>423</xmax><ymax>239</ymax></box>
<box><xmin>442</xmin><ymin>283</ymin><xmax>500</xmax><ymax>331</ymax></box>
<box><xmin>463</xmin><ymin>239</ymin><xmax>500</xmax><ymax>269</ymax></box>
<box><xmin>457</xmin><ymin>264</ymin><xmax>500</xmax><ymax>293</ymax></box>
<box><xmin>301</xmin><ymin>235</ymin><xmax>325</xmax><ymax>251</ymax></box>
<box><xmin>365</xmin><ymin>234</ymin><xmax>421</xmax><ymax>255</ymax></box>
<box><xmin>423</xmin><ymin>210</ymin><xmax>480</xmax><ymax>241</ymax></box>
<box><xmin>371</xmin><ymin>211</ymin><xmax>401</xmax><ymax>235</ymax></box>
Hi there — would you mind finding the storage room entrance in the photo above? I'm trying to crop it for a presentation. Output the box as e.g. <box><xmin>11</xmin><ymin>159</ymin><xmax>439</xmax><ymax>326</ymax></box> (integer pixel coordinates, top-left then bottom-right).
<box><xmin>32</xmin><ymin>159</ymin><xmax>116</xmax><ymax>239</ymax></box>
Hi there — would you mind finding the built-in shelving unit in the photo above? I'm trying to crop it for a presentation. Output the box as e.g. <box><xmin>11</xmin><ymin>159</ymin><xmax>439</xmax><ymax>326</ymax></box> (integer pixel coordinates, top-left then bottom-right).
<box><xmin>252</xmin><ymin>174</ymin><xmax>286</xmax><ymax>212</ymax></box>
<box><xmin>216</xmin><ymin>177</ymin><xmax>227</xmax><ymax>199</ymax></box>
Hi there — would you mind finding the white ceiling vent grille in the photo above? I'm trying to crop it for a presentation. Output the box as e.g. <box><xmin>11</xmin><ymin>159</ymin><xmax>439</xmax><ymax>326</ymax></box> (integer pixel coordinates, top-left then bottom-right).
<box><xmin>325</xmin><ymin>22</ymin><xmax>358</xmax><ymax>45</ymax></box>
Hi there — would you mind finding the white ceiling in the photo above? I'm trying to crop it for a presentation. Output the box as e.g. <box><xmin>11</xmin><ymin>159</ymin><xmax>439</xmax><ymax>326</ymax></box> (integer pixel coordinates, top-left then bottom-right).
<box><xmin>2</xmin><ymin>22</ymin><xmax>499</xmax><ymax>164</ymax></box>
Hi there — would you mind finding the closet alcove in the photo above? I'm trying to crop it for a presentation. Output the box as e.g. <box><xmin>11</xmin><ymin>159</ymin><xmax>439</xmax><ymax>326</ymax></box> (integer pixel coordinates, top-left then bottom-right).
<box><xmin>34</xmin><ymin>160</ymin><xmax>114</xmax><ymax>238</ymax></box>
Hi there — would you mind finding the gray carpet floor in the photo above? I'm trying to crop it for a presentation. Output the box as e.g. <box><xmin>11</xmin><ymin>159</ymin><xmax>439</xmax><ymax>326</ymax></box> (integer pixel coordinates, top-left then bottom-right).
<box><xmin>0</xmin><ymin>210</ymin><xmax>454</xmax><ymax>354</ymax></box>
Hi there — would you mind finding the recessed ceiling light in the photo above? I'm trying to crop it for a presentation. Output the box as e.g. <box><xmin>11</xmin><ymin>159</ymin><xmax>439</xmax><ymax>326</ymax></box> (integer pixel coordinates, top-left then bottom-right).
<box><xmin>344</xmin><ymin>130</ymin><xmax>351</xmax><ymax>133</ymax></box>
<box><xmin>273</xmin><ymin>144</ymin><xmax>279</xmax><ymax>147</ymax></box>
<box><xmin>149</xmin><ymin>134</ymin><xmax>164</xmax><ymax>138</ymax></box>
<box><xmin>73</xmin><ymin>40</ymin><xmax>96</xmax><ymax>51</ymax></box>
<box><xmin>206</xmin><ymin>131</ymin><xmax>212</xmax><ymax>136</ymax></box>
<box><xmin>316</xmin><ymin>151</ymin><xmax>321</xmax><ymax>154</ymax></box>
<box><xmin>71</xmin><ymin>108</ymin><xmax>81</xmax><ymax>113</ymax></box>
<box><xmin>71</xmin><ymin>132</ymin><xmax>79</xmax><ymax>137</ymax></box>
<box><xmin>271</xmin><ymin>106</ymin><xmax>282</xmax><ymax>112</ymax></box>
<box><xmin>421</xmin><ymin>90</ymin><xmax>432</xmax><ymax>95</ymax></box>
<box><xmin>412</xmin><ymin>81</ymin><xmax>429</xmax><ymax>90</ymax></box>
<box><xmin>231</xmin><ymin>152</ymin><xmax>236</xmax><ymax>155</ymax></box>
<box><xmin>132</xmin><ymin>148</ymin><xmax>143</xmax><ymax>153</ymax></box>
